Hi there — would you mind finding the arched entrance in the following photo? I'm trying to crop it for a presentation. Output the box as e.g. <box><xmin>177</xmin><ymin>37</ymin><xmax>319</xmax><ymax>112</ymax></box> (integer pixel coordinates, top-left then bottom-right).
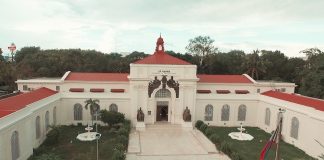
<box><xmin>155</xmin><ymin>89</ymin><xmax>171</xmax><ymax>122</ymax></box>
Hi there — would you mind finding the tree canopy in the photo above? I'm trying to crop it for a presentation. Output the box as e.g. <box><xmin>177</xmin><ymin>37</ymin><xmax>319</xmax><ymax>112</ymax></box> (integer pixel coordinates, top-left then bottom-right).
<box><xmin>0</xmin><ymin>36</ymin><xmax>323</xmax><ymax>99</ymax></box>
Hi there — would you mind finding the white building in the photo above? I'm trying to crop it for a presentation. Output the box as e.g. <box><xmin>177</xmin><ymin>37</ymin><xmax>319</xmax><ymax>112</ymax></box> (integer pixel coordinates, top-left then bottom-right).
<box><xmin>1</xmin><ymin>36</ymin><xmax>324</xmax><ymax>160</ymax></box>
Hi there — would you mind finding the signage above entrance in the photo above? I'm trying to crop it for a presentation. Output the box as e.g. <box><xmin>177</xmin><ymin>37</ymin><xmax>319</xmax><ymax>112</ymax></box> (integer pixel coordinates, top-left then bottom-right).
<box><xmin>151</xmin><ymin>69</ymin><xmax>175</xmax><ymax>75</ymax></box>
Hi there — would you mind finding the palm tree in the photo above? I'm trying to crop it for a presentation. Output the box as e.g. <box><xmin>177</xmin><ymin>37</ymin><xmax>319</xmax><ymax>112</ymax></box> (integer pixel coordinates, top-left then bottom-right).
<box><xmin>245</xmin><ymin>50</ymin><xmax>265</xmax><ymax>80</ymax></box>
<box><xmin>84</xmin><ymin>98</ymin><xmax>100</xmax><ymax>125</ymax></box>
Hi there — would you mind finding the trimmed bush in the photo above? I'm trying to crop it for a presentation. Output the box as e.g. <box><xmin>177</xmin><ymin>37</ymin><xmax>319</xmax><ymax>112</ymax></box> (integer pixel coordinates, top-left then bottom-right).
<box><xmin>220</xmin><ymin>141</ymin><xmax>232</xmax><ymax>155</ymax></box>
<box><xmin>195</xmin><ymin>120</ymin><xmax>204</xmax><ymax>129</ymax></box>
<box><xmin>117</xmin><ymin>128</ymin><xmax>128</xmax><ymax>136</ymax></box>
<box><xmin>209</xmin><ymin>133</ymin><xmax>221</xmax><ymax>144</ymax></box>
<box><xmin>111</xmin><ymin>149</ymin><xmax>126</xmax><ymax>160</ymax></box>
<box><xmin>199</xmin><ymin>123</ymin><xmax>208</xmax><ymax>132</ymax></box>
<box><xmin>100</xmin><ymin>110</ymin><xmax>125</xmax><ymax>127</ymax></box>
<box><xmin>204</xmin><ymin>127</ymin><xmax>214</xmax><ymax>136</ymax></box>
<box><xmin>114</xmin><ymin>143</ymin><xmax>126</xmax><ymax>151</ymax></box>
<box><xmin>231</xmin><ymin>152</ymin><xmax>241</xmax><ymax>160</ymax></box>
<box><xmin>44</xmin><ymin>127</ymin><xmax>60</xmax><ymax>146</ymax></box>
<box><xmin>32</xmin><ymin>153</ymin><xmax>63</xmax><ymax>160</ymax></box>
<box><xmin>116</xmin><ymin>135</ymin><xmax>128</xmax><ymax>147</ymax></box>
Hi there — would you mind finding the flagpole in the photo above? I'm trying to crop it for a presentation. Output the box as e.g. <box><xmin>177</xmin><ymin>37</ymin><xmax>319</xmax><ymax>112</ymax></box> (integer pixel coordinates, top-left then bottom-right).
<box><xmin>275</xmin><ymin>108</ymin><xmax>285</xmax><ymax>160</ymax></box>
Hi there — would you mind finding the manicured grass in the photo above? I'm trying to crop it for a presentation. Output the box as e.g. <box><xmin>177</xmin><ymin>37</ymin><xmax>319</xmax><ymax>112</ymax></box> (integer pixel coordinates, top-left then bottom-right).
<box><xmin>208</xmin><ymin>126</ymin><xmax>315</xmax><ymax>160</ymax></box>
<box><xmin>29</xmin><ymin>125</ymin><xmax>127</xmax><ymax>160</ymax></box>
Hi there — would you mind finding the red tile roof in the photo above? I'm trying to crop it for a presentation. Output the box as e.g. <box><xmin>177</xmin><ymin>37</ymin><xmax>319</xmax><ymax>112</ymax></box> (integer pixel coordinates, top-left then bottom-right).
<box><xmin>65</xmin><ymin>72</ymin><xmax>129</xmax><ymax>82</ymax></box>
<box><xmin>0</xmin><ymin>87</ymin><xmax>57</xmax><ymax>118</ymax></box>
<box><xmin>262</xmin><ymin>90</ymin><xmax>324</xmax><ymax>111</ymax></box>
<box><xmin>134</xmin><ymin>51</ymin><xmax>191</xmax><ymax>65</ymax></box>
<box><xmin>197</xmin><ymin>74</ymin><xmax>253</xmax><ymax>83</ymax></box>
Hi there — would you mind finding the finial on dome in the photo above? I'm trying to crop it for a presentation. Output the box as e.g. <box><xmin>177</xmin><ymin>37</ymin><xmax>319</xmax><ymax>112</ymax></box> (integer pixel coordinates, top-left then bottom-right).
<box><xmin>155</xmin><ymin>34</ymin><xmax>164</xmax><ymax>53</ymax></box>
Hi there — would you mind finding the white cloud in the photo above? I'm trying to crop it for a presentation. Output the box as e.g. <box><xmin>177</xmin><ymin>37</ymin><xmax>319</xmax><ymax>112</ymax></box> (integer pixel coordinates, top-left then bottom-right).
<box><xmin>0</xmin><ymin>0</ymin><xmax>323</xmax><ymax>57</ymax></box>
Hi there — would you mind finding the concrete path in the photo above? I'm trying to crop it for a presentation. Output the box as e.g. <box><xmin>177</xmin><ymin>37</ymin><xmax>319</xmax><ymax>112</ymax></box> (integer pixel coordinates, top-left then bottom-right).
<box><xmin>127</xmin><ymin>124</ymin><xmax>230</xmax><ymax>160</ymax></box>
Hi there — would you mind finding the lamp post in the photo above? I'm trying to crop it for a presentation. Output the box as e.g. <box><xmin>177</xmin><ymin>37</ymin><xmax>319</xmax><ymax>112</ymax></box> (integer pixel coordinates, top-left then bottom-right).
<box><xmin>94</xmin><ymin>111</ymin><xmax>101</xmax><ymax>160</ymax></box>
<box><xmin>8</xmin><ymin>43</ymin><xmax>16</xmax><ymax>62</ymax></box>
<box><xmin>275</xmin><ymin>108</ymin><xmax>286</xmax><ymax>160</ymax></box>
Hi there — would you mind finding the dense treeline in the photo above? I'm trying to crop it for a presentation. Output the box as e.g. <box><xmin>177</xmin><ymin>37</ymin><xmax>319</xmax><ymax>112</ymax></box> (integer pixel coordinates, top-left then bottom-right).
<box><xmin>0</xmin><ymin>36</ymin><xmax>323</xmax><ymax>99</ymax></box>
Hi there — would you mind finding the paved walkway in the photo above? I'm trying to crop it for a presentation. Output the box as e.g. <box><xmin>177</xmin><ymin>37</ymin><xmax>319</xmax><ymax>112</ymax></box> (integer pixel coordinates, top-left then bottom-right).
<box><xmin>127</xmin><ymin>124</ymin><xmax>230</xmax><ymax>160</ymax></box>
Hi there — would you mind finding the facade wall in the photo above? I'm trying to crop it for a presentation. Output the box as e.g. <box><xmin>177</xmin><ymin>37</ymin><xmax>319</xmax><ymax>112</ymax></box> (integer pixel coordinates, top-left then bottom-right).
<box><xmin>0</xmin><ymin>95</ymin><xmax>60</xmax><ymax>160</ymax></box>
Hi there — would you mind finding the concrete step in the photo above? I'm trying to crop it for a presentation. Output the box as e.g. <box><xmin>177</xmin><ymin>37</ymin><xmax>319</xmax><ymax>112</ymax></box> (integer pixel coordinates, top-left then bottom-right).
<box><xmin>191</xmin><ymin>129</ymin><xmax>218</xmax><ymax>154</ymax></box>
<box><xmin>126</xmin><ymin>153</ymin><xmax>230</xmax><ymax>160</ymax></box>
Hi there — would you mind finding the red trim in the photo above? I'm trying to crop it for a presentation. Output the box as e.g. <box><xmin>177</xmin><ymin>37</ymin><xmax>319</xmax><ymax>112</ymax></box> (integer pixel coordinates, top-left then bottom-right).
<box><xmin>69</xmin><ymin>88</ymin><xmax>84</xmax><ymax>92</ymax></box>
<box><xmin>90</xmin><ymin>88</ymin><xmax>104</xmax><ymax>92</ymax></box>
<box><xmin>65</xmin><ymin>72</ymin><xmax>129</xmax><ymax>81</ymax></box>
<box><xmin>197</xmin><ymin>74</ymin><xmax>253</xmax><ymax>83</ymax></box>
<box><xmin>216</xmin><ymin>90</ymin><xmax>231</xmax><ymax>94</ymax></box>
<box><xmin>111</xmin><ymin>89</ymin><xmax>125</xmax><ymax>93</ymax></box>
<box><xmin>197</xmin><ymin>90</ymin><xmax>211</xmax><ymax>94</ymax></box>
<box><xmin>262</xmin><ymin>90</ymin><xmax>324</xmax><ymax>111</ymax></box>
<box><xmin>235</xmin><ymin>90</ymin><xmax>250</xmax><ymax>94</ymax></box>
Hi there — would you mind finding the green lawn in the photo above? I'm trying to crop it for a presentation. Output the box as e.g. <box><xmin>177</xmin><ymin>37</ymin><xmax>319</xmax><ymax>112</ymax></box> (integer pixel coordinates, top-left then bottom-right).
<box><xmin>208</xmin><ymin>126</ymin><xmax>315</xmax><ymax>160</ymax></box>
<box><xmin>29</xmin><ymin>125</ymin><xmax>127</xmax><ymax>160</ymax></box>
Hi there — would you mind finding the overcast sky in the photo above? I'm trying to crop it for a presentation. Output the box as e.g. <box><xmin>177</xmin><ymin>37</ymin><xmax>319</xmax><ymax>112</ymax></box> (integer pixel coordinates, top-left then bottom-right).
<box><xmin>1</xmin><ymin>0</ymin><xmax>324</xmax><ymax>57</ymax></box>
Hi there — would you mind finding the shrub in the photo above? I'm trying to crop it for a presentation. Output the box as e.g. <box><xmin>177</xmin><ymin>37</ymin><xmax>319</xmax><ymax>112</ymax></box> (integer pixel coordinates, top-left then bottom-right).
<box><xmin>195</xmin><ymin>120</ymin><xmax>204</xmax><ymax>129</ymax></box>
<box><xmin>114</xmin><ymin>143</ymin><xmax>126</xmax><ymax>151</ymax></box>
<box><xmin>100</xmin><ymin>110</ymin><xmax>125</xmax><ymax>127</ymax></box>
<box><xmin>31</xmin><ymin>153</ymin><xmax>63</xmax><ymax>160</ymax></box>
<box><xmin>231</xmin><ymin>152</ymin><xmax>241</xmax><ymax>160</ymax></box>
<box><xmin>209</xmin><ymin>134</ymin><xmax>221</xmax><ymax>144</ymax></box>
<box><xmin>199</xmin><ymin>124</ymin><xmax>208</xmax><ymax>132</ymax></box>
<box><xmin>204</xmin><ymin>127</ymin><xmax>214</xmax><ymax>136</ymax></box>
<box><xmin>117</xmin><ymin>128</ymin><xmax>128</xmax><ymax>136</ymax></box>
<box><xmin>44</xmin><ymin>126</ymin><xmax>60</xmax><ymax>146</ymax></box>
<box><xmin>116</xmin><ymin>135</ymin><xmax>128</xmax><ymax>147</ymax></box>
<box><xmin>111</xmin><ymin>149</ymin><xmax>126</xmax><ymax>160</ymax></box>
<box><xmin>220</xmin><ymin>141</ymin><xmax>232</xmax><ymax>155</ymax></box>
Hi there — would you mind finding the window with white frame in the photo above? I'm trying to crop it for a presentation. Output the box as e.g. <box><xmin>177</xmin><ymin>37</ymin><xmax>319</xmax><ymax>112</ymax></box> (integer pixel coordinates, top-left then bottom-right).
<box><xmin>238</xmin><ymin>104</ymin><xmax>247</xmax><ymax>121</ymax></box>
<box><xmin>35</xmin><ymin>116</ymin><xmax>41</xmax><ymax>139</ymax></box>
<box><xmin>155</xmin><ymin>88</ymin><xmax>171</xmax><ymax>98</ymax></box>
<box><xmin>290</xmin><ymin>117</ymin><xmax>299</xmax><ymax>139</ymax></box>
<box><xmin>204</xmin><ymin>104</ymin><xmax>213</xmax><ymax>121</ymax></box>
<box><xmin>11</xmin><ymin>131</ymin><xmax>20</xmax><ymax>160</ymax></box>
<box><xmin>265</xmin><ymin>108</ymin><xmax>271</xmax><ymax>126</ymax></box>
<box><xmin>221</xmin><ymin>104</ymin><xmax>230</xmax><ymax>121</ymax></box>
<box><xmin>109</xmin><ymin>103</ymin><xmax>118</xmax><ymax>112</ymax></box>
<box><xmin>74</xmin><ymin>103</ymin><xmax>83</xmax><ymax>121</ymax></box>
<box><xmin>45</xmin><ymin>111</ymin><xmax>50</xmax><ymax>131</ymax></box>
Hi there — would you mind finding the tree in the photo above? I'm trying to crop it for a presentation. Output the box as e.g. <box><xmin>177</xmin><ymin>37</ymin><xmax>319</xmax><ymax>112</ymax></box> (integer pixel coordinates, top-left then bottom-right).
<box><xmin>299</xmin><ymin>48</ymin><xmax>324</xmax><ymax>98</ymax></box>
<box><xmin>244</xmin><ymin>50</ymin><xmax>264</xmax><ymax>80</ymax></box>
<box><xmin>186</xmin><ymin>36</ymin><xmax>217</xmax><ymax>72</ymax></box>
<box><xmin>0</xmin><ymin>48</ymin><xmax>4</xmax><ymax>62</ymax></box>
<box><xmin>84</xmin><ymin>98</ymin><xmax>100</xmax><ymax>125</ymax></box>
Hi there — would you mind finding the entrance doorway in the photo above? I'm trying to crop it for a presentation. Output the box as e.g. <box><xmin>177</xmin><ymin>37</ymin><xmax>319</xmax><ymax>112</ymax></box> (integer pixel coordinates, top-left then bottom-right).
<box><xmin>156</xmin><ymin>105</ymin><xmax>168</xmax><ymax>121</ymax></box>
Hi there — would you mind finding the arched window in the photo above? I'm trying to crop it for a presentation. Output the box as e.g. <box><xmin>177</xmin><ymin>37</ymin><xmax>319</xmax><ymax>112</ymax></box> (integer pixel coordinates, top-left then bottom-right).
<box><xmin>290</xmin><ymin>117</ymin><xmax>299</xmax><ymax>139</ymax></box>
<box><xmin>238</xmin><ymin>105</ymin><xmax>247</xmax><ymax>121</ymax></box>
<box><xmin>45</xmin><ymin>111</ymin><xmax>50</xmax><ymax>131</ymax></box>
<box><xmin>109</xmin><ymin>103</ymin><xmax>118</xmax><ymax>112</ymax></box>
<box><xmin>74</xmin><ymin>103</ymin><xmax>83</xmax><ymax>121</ymax></box>
<box><xmin>265</xmin><ymin>108</ymin><xmax>271</xmax><ymax>126</ymax></box>
<box><xmin>204</xmin><ymin>104</ymin><xmax>213</xmax><ymax>121</ymax></box>
<box><xmin>155</xmin><ymin>89</ymin><xmax>171</xmax><ymax>98</ymax></box>
<box><xmin>221</xmin><ymin>104</ymin><xmax>230</xmax><ymax>121</ymax></box>
<box><xmin>35</xmin><ymin>116</ymin><xmax>41</xmax><ymax>139</ymax></box>
<box><xmin>53</xmin><ymin>107</ymin><xmax>57</xmax><ymax>125</ymax></box>
<box><xmin>11</xmin><ymin>131</ymin><xmax>19</xmax><ymax>160</ymax></box>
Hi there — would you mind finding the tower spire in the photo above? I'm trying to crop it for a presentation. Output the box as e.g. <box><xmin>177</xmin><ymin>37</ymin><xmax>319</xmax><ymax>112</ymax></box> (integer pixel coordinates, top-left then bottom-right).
<box><xmin>155</xmin><ymin>34</ymin><xmax>164</xmax><ymax>53</ymax></box>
